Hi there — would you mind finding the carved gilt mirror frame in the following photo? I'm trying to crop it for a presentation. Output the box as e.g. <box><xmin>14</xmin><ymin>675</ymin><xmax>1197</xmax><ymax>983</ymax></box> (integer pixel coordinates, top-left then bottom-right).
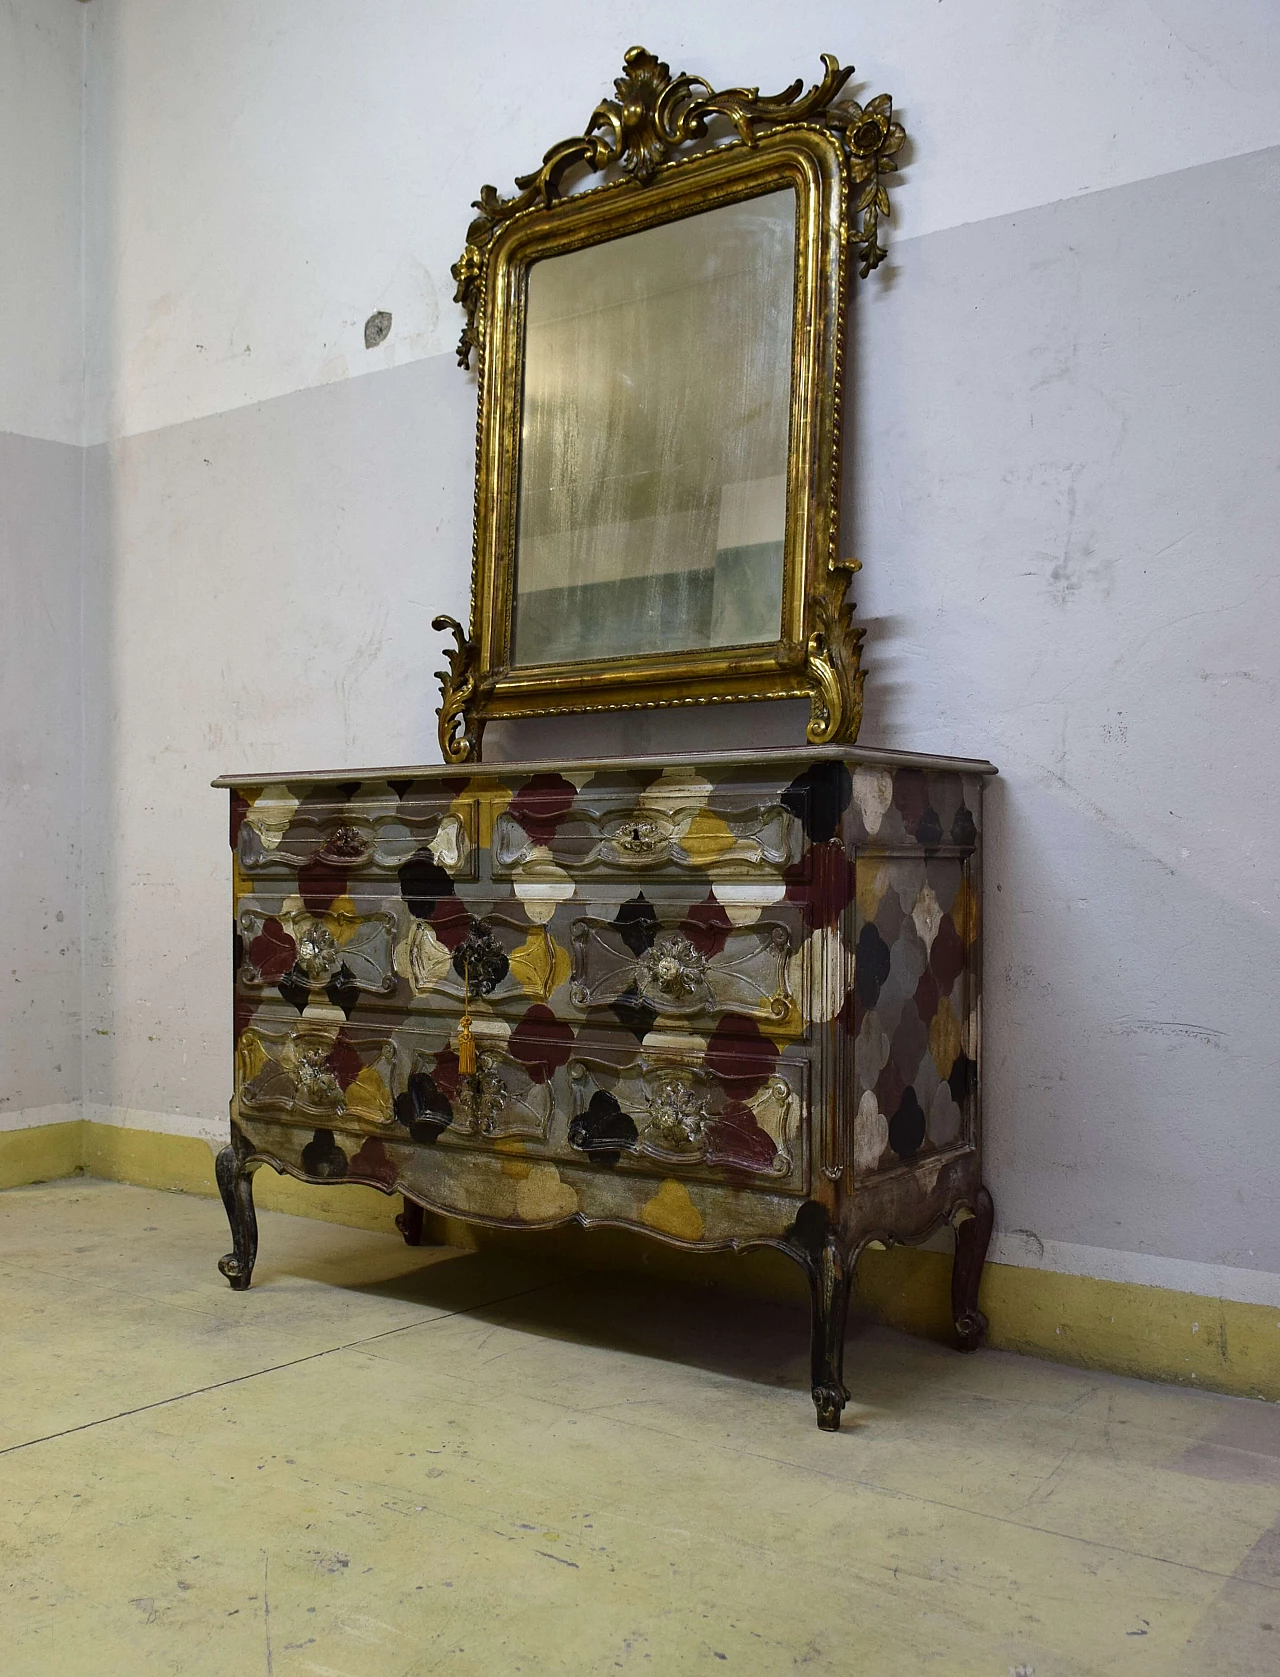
<box><xmin>433</xmin><ymin>47</ymin><xmax>903</xmax><ymax>763</ymax></box>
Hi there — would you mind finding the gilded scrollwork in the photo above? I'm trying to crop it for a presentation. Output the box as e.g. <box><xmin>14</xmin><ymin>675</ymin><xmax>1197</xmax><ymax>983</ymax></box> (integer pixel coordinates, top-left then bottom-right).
<box><xmin>431</xmin><ymin>614</ymin><xmax>484</xmax><ymax>765</ymax></box>
<box><xmin>803</xmin><ymin>560</ymin><xmax>866</xmax><ymax>746</ymax></box>
<box><xmin>451</xmin><ymin>46</ymin><xmax>902</xmax><ymax>367</ymax></box>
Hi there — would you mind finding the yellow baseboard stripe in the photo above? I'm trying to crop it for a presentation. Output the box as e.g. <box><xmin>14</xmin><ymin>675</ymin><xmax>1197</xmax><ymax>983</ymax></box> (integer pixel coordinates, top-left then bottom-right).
<box><xmin>4</xmin><ymin>1122</ymin><xmax>1277</xmax><ymax>1401</ymax></box>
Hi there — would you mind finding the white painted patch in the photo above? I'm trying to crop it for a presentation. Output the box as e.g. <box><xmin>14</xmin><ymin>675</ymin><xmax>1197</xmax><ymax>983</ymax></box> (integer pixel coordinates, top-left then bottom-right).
<box><xmin>854</xmin><ymin>1090</ymin><xmax>889</xmax><ymax>1174</ymax></box>
<box><xmin>711</xmin><ymin>881</ymin><xmax>786</xmax><ymax>927</ymax></box>
<box><xmin>512</xmin><ymin>861</ymin><xmax>574</xmax><ymax>924</ymax></box>
<box><xmin>851</xmin><ymin>766</ymin><xmax>895</xmax><ymax>835</ymax></box>
<box><xmin>911</xmin><ymin>883</ymin><xmax>943</xmax><ymax>953</ymax></box>
<box><xmin>786</xmin><ymin>925</ymin><xmax>850</xmax><ymax>1024</ymax></box>
<box><xmin>245</xmin><ymin>784</ymin><xmax>300</xmax><ymax>850</ymax></box>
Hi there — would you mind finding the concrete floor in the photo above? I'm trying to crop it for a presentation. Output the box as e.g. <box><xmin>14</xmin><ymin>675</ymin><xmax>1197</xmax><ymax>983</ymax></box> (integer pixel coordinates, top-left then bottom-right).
<box><xmin>2</xmin><ymin>1183</ymin><xmax>1279</xmax><ymax>1677</ymax></box>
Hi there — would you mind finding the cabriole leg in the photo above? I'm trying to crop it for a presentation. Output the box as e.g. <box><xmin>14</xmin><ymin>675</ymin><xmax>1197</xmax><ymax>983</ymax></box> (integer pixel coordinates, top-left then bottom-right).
<box><xmin>216</xmin><ymin>1126</ymin><xmax>260</xmax><ymax>1291</ymax></box>
<box><xmin>395</xmin><ymin>1198</ymin><xmax>426</xmax><ymax>1247</ymax></box>
<box><xmin>952</xmin><ymin>1184</ymin><xmax>994</xmax><ymax>1351</ymax></box>
<box><xmin>806</xmin><ymin>1236</ymin><xmax>853</xmax><ymax>1432</ymax></box>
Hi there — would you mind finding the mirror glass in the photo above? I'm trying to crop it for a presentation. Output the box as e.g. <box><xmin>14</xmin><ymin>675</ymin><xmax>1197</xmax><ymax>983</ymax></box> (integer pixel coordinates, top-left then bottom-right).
<box><xmin>512</xmin><ymin>189</ymin><xmax>797</xmax><ymax>667</ymax></box>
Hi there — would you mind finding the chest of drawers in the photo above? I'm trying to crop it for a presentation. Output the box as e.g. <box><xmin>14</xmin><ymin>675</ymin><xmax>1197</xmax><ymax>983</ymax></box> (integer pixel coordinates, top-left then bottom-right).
<box><xmin>213</xmin><ymin>745</ymin><xmax>996</xmax><ymax>1429</ymax></box>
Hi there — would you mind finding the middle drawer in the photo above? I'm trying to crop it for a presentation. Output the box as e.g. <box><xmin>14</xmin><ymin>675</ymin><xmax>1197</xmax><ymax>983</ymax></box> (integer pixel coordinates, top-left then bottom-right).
<box><xmin>236</xmin><ymin>887</ymin><xmax>818</xmax><ymax>1038</ymax></box>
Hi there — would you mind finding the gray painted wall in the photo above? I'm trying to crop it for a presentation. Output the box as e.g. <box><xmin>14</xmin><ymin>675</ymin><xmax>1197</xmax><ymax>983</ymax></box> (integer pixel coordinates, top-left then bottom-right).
<box><xmin>0</xmin><ymin>432</ymin><xmax>83</xmax><ymax>1118</ymax></box>
<box><xmin>80</xmin><ymin>145</ymin><xmax>1280</xmax><ymax>1284</ymax></box>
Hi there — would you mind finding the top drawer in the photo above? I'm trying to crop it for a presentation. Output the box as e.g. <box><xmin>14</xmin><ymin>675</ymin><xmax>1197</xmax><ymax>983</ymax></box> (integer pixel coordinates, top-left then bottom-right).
<box><xmin>234</xmin><ymin>784</ymin><xmax>479</xmax><ymax>884</ymax></box>
<box><xmin>491</xmin><ymin>768</ymin><xmax>806</xmax><ymax>882</ymax></box>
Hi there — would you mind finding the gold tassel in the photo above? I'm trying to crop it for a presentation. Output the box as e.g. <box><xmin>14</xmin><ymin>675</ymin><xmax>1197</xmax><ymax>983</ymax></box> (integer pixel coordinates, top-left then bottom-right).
<box><xmin>457</xmin><ymin>959</ymin><xmax>477</xmax><ymax>1075</ymax></box>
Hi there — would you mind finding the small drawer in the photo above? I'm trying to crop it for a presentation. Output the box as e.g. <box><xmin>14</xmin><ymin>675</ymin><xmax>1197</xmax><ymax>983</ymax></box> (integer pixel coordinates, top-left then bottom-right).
<box><xmin>235</xmin><ymin>787</ymin><xmax>478</xmax><ymax>884</ymax></box>
<box><xmin>236</xmin><ymin>898</ymin><xmax>400</xmax><ymax>1009</ymax></box>
<box><xmin>491</xmin><ymin>776</ymin><xmax>803</xmax><ymax>882</ymax></box>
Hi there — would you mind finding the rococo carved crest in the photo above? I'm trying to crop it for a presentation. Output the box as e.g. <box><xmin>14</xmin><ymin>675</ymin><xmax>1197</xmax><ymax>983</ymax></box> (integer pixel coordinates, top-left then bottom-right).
<box><xmin>451</xmin><ymin>46</ymin><xmax>903</xmax><ymax>369</ymax></box>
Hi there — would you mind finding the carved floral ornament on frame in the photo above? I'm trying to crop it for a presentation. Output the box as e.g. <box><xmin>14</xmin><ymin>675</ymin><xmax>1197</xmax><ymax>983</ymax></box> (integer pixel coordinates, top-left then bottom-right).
<box><xmin>431</xmin><ymin>47</ymin><xmax>904</xmax><ymax>763</ymax></box>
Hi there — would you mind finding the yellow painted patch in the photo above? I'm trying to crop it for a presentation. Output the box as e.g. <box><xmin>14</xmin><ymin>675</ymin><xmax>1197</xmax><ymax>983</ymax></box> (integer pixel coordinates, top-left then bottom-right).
<box><xmin>855</xmin><ymin>859</ymin><xmax>888</xmax><ymax>924</ymax></box>
<box><xmin>760</xmin><ymin>996</ymin><xmax>804</xmax><ymax>1047</ymax></box>
<box><xmin>928</xmin><ymin>996</ymin><xmax>962</xmax><ymax>1080</ymax></box>
<box><xmin>466</xmin><ymin>784</ymin><xmax>511</xmax><ymax>849</ymax></box>
<box><xmin>641</xmin><ymin>1179</ymin><xmax>705</xmax><ymax>1242</ymax></box>
<box><xmin>952</xmin><ymin>875</ymin><xmax>981</xmax><ymax>945</ymax></box>
<box><xmin>508</xmin><ymin>929</ymin><xmax>571</xmax><ymax>1000</ymax></box>
<box><xmin>235</xmin><ymin>1031</ymin><xmax>266</xmax><ymax>1090</ymax></box>
<box><xmin>324</xmin><ymin>895</ymin><xmax>361</xmax><ymax>944</ymax></box>
<box><xmin>343</xmin><ymin>1066</ymin><xmax>392</xmax><ymax>1127</ymax></box>
<box><xmin>679</xmin><ymin>808</ymin><xmax>736</xmax><ymax>866</ymax></box>
<box><xmin>495</xmin><ymin>1137</ymin><xmax>532</xmax><ymax>1178</ymax></box>
<box><xmin>232</xmin><ymin>855</ymin><xmax>253</xmax><ymax>906</ymax></box>
<box><xmin>514</xmin><ymin>1163</ymin><xmax>578</xmax><ymax>1222</ymax></box>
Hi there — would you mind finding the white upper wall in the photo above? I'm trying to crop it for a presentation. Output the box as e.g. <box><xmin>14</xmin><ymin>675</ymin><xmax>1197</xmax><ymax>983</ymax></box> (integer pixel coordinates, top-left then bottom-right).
<box><xmin>0</xmin><ymin>0</ymin><xmax>85</xmax><ymax>445</ymax></box>
<box><xmin>84</xmin><ymin>0</ymin><xmax>1280</xmax><ymax>444</ymax></box>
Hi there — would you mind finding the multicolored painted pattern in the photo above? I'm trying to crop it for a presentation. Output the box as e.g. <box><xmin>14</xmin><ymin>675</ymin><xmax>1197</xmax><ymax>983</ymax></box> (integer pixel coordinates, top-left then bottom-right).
<box><xmin>223</xmin><ymin>749</ymin><xmax>990</xmax><ymax>1251</ymax></box>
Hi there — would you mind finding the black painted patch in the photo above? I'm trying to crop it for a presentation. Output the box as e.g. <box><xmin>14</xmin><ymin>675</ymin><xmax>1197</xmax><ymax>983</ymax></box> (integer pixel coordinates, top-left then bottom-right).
<box><xmin>278</xmin><ymin>966</ymin><xmax>311</xmax><ymax>1013</ymax></box>
<box><xmin>613</xmin><ymin>893</ymin><xmax>659</xmax><ymax>956</ymax></box>
<box><xmin>301</xmin><ymin>1128</ymin><xmax>348</xmax><ymax>1179</ymax></box>
<box><xmin>399</xmin><ymin>850</ymin><xmax>456</xmax><ymax>919</ymax></box>
<box><xmin>854</xmin><ymin>922</ymin><xmax>892</xmax><ymax>1009</ymax></box>
<box><xmin>784</xmin><ymin>1199</ymin><xmax>831</xmax><ymax>1260</ymax></box>
<box><xmin>610</xmin><ymin>986</ymin><xmax>657</xmax><ymax>1041</ymax></box>
<box><xmin>947</xmin><ymin>1052</ymin><xmax>976</xmax><ymax>1109</ymax></box>
<box><xmin>950</xmin><ymin>805</ymin><xmax>977</xmax><ymax>848</ymax></box>
<box><xmin>782</xmin><ymin>761</ymin><xmax>851</xmax><ymax>844</ymax></box>
<box><xmin>915</xmin><ymin>805</ymin><xmax>943</xmax><ymax>847</ymax></box>
<box><xmin>567</xmin><ymin>1090</ymin><xmax>638</xmax><ymax>1165</ymax></box>
<box><xmin>888</xmin><ymin>1088</ymin><xmax>926</xmax><ymax>1159</ymax></box>
<box><xmin>388</xmin><ymin>778</ymin><xmax>414</xmax><ymax>800</ymax></box>
<box><xmin>394</xmin><ymin>1071</ymin><xmax>453</xmax><ymax>1144</ymax></box>
<box><xmin>325</xmin><ymin>963</ymin><xmax>360</xmax><ymax>1018</ymax></box>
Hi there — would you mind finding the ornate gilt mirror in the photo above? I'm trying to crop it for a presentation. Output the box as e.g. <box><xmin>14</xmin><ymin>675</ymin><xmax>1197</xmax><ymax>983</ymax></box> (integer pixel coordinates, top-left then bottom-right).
<box><xmin>433</xmin><ymin>47</ymin><xmax>902</xmax><ymax>763</ymax></box>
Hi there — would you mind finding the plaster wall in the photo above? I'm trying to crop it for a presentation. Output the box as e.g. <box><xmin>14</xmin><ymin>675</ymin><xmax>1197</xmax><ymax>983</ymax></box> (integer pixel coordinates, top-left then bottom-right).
<box><xmin>82</xmin><ymin>0</ymin><xmax>1280</xmax><ymax>443</ymax></box>
<box><xmin>16</xmin><ymin>3</ymin><xmax>1280</xmax><ymax>1305</ymax></box>
<box><xmin>0</xmin><ymin>0</ymin><xmax>85</xmax><ymax>445</ymax></box>
<box><xmin>0</xmin><ymin>1</ymin><xmax>86</xmax><ymax>1130</ymax></box>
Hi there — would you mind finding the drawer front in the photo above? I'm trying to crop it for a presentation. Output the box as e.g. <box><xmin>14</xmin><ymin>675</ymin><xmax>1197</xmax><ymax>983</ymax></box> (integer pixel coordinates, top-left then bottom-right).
<box><xmin>235</xmin><ymin>1009</ymin><xmax>809</xmax><ymax>1195</ymax></box>
<box><xmin>235</xmin><ymin>783</ymin><xmax>478</xmax><ymax>884</ymax></box>
<box><xmin>396</xmin><ymin>891</ymin><xmax>819</xmax><ymax>1040</ymax></box>
<box><xmin>491</xmin><ymin>768</ymin><xmax>806</xmax><ymax>883</ymax></box>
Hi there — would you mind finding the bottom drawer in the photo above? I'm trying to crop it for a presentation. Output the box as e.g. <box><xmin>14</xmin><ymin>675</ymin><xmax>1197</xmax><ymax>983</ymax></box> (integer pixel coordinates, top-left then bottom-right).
<box><xmin>234</xmin><ymin>1012</ymin><xmax>809</xmax><ymax>1194</ymax></box>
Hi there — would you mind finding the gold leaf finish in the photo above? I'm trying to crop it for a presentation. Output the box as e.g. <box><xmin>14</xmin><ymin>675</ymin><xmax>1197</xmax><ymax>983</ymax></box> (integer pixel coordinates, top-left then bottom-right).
<box><xmin>435</xmin><ymin>47</ymin><xmax>902</xmax><ymax>761</ymax></box>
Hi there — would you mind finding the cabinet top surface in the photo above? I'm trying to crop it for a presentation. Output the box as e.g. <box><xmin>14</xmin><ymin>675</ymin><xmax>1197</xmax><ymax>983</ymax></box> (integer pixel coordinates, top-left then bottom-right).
<box><xmin>212</xmin><ymin>742</ymin><xmax>998</xmax><ymax>790</ymax></box>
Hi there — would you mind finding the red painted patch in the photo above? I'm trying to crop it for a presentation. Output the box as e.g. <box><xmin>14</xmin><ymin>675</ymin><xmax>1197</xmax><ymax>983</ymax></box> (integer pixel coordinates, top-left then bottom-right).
<box><xmin>248</xmin><ymin>918</ymin><xmax>297</xmax><ymax>983</ymax></box>
<box><xmin>348</xmin><ymin>1136</ymin><xmax>397</xmax><ymax>1188</ymax></box>
<box><xmin>297</xmin><ymin>856</ymin><xmax>349</xmax><ymax>914</ymax></box>
<box><xmin>325</xmin><ymin>1031</ymin><xmax>364</xmax><ymax>1091</ymax></box>
<box><xmin>229</xmin><ymin>791</ymin><xmax>250</xmax><ymax>850</ymax></box>
<box><xmin>929</xmin><ymin>915</ymin><xmax>965</xmax><ymax>994</ymax></box>
<box><xmin>892</xmin><ymin>768</ymin><xmax>929</xmax><ymax>837</ymax></box>
<box><xmin>430</xmin><ymin>897</ymin><xmax>472</xmax><ymax>951</ymax></box>
<box><xmin>706</xmin><ymin>1102</ymin><xmax>778</xmax><ymax>1173</ymax></box>
<box><xmin>680</xmin><ymin>893</ymin><xmax>733</xmax><ymax>958</ymax></box>
<box><xmin>432</xmin><ymin>1049</ymin><xmax>462</xmax><ymax>1101</ymax></box>
<box><xmin>705</xmin><ymin>1014</ymin><xmax>779</xmax><ymax>1099</ymax></box>
<box><xmin>508</xmin><ymin>1005</ymin><xmax>575</xmax><ymax>1082</ymax></box>
<box><xmin>914</xmin><ymin>967</ymin><xmax>940</xmax><ymax>1024</ymax></box>
<box><xmin>506</xmin><ymin>773</ymin><xmax>577</xmax><ymax>846</ymax></box>
<box><xmin>787</xmin><ymin>842</ymin><xmax>854</xmax><ymax>930</ymax></box>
